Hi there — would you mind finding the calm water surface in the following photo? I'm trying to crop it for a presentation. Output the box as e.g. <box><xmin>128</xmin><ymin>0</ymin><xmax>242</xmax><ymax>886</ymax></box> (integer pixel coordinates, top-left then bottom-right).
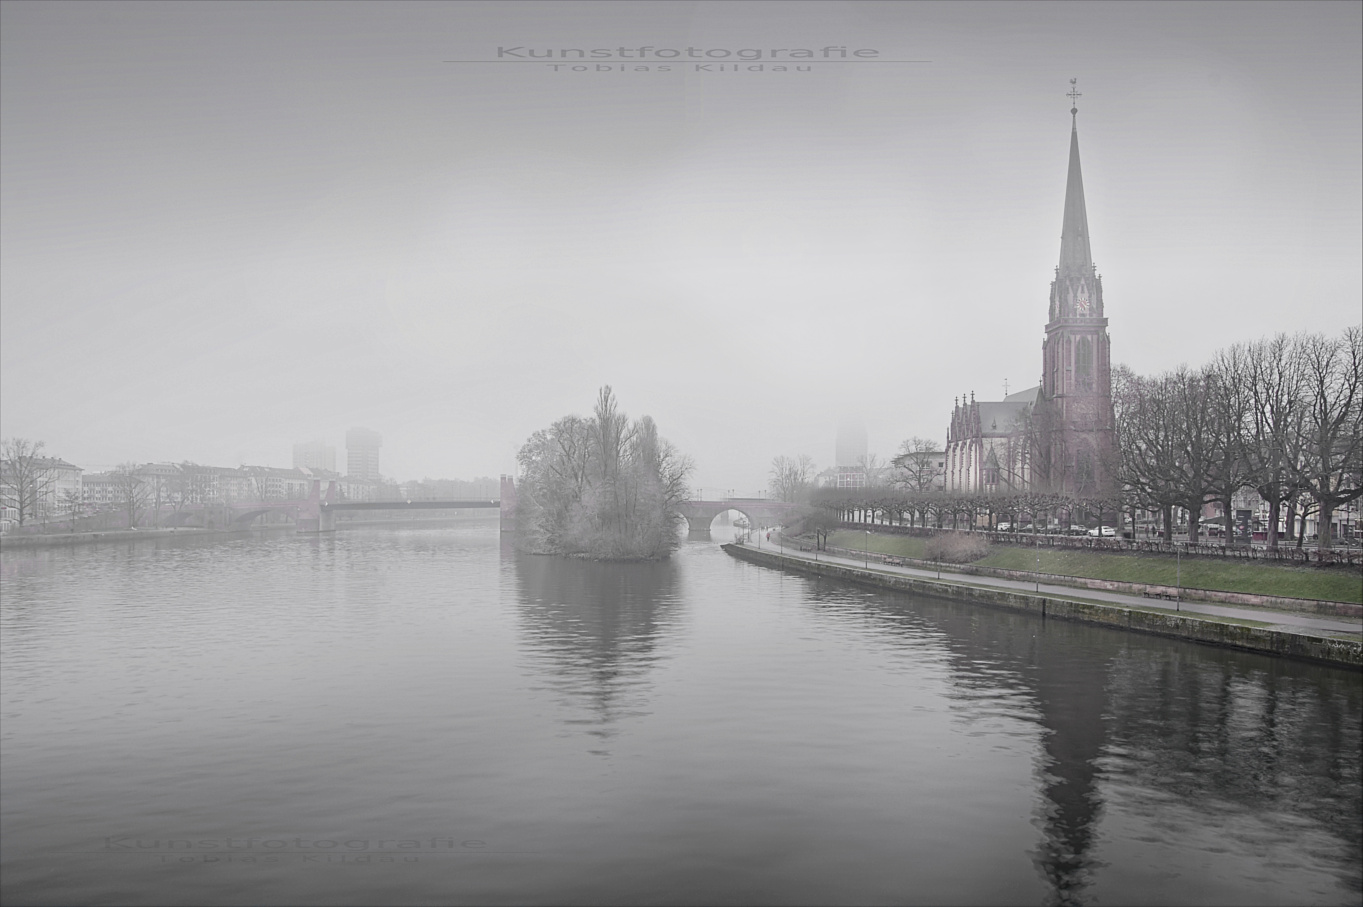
<box><xmin>2</xmin><ymin>522</ymin><xmax>1359</xmax><ymax>906</ymax></box>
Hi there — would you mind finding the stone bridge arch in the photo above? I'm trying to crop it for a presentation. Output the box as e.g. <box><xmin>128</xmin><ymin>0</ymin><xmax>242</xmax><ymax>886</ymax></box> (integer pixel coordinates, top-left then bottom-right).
<box><xmin>674</xmin><ymin>500</ymin><xmax>798</xmax><ymax>538</ymax></box>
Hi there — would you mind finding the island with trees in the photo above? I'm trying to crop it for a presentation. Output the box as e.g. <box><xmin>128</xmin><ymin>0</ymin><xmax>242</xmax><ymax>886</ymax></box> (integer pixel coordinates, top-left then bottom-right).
<box><xmin>514</xmin><ymin>386</ymin><xmax>693</xmax><ymax>560</ymax></box>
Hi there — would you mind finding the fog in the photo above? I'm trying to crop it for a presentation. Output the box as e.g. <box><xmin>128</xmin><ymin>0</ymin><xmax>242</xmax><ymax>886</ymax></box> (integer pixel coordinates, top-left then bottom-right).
<box><xmin>2</xmin><ymin>0</ymin><xmax>1359</xmax><ymax>495</ymax></box>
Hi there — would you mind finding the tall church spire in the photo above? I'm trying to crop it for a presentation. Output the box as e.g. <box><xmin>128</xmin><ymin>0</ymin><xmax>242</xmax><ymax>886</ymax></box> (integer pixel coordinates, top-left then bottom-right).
<box><xmin>1036</xmin><ymin>78</ymin><xmax>1116</xmax><ymax>497</ymax></box>
<box><xmin>1058</xmin><ymin>79</ymin><xmax>1092</xmax><ymax>278</ymax></box>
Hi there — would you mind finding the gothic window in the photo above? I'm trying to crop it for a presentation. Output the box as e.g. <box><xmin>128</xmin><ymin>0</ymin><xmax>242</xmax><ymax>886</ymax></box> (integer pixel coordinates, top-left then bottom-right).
<box><xmin>1076</xmin><ymin>337</ymin><xmax>1094</xmax><ymax>391</ymax></box>
<box><xmin>1075</xmin><ymin>448</ymin><xmax>1094</xmax><ymax>494</ymax></box>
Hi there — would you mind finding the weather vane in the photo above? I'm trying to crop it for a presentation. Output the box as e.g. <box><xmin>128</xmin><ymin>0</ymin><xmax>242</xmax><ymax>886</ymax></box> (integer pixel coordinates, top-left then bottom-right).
<box><xmin>1068</xmin><ymin>78</ymin><xmax>1081</xmax><ymax>122</ymax></box>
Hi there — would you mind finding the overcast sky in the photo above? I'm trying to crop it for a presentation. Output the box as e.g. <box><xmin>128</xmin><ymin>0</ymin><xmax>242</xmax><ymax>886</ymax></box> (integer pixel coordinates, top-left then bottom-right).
<box><xmin>2</xmin><ymin>0</ymin><xmax>1359</xmax><ymax>494</ymax></box>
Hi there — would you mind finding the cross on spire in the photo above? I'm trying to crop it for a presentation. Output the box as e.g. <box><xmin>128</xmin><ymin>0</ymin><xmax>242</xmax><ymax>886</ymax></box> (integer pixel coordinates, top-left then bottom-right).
<box><xmin>1067</xmin><ymin>78</ymin><xmax>1081</xmax><ymax>123</ymax></box>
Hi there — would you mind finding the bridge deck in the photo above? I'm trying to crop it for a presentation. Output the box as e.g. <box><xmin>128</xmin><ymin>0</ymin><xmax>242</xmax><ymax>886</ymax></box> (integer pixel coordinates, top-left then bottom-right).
<box><xmin>323</xmin><ymin>500</ymin><xmax>499</xmax><ymax>511</ymax></box>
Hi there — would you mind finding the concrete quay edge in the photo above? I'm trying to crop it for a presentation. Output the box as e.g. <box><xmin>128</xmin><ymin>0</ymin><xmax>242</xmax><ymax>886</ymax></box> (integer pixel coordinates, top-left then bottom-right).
<box><xmin>723</xmin><ymin>543</ymin><xmax>1362</xmax><ymax>670</ymax></box>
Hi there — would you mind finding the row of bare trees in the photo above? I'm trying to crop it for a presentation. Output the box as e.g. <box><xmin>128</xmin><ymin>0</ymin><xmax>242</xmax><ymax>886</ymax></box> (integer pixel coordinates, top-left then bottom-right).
<box><xmin>811</xmin><ymin>485</ymin><xmax>1120</xmax><ymax>535</ymax></box>
<box><xmin>2</xmin><ymin>442</ymin><xmax>210</xmax><ymax>532</ymax></box>
<box><xmin>1114</xmin><ymin>328</ymin><xmax>1361</xmax><ymax>549</ymax></box>
<box><xmin>516</xmin><ymin>386</ymin><xmax>693</xmax><ymax>559</ymax></box>
<box><xmin>768</xmin><ymin>454</ymin><xmax>817</xmax><ymax>502</ymax></box>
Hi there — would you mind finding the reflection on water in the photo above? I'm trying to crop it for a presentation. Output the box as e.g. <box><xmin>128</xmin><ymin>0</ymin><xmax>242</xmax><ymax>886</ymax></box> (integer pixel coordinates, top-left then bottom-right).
<box><xmin>512</xmin><ymin>552</ymin><xmax>683</xmax><ymax>747</ymax></box>
<box><xmin>798</xmin><ymin>579</ymin><xmax>1361</xmax><ymax>905</ymax></box>
<box><xmin>0</xmin><ymin>528</ymin><xmax>1358</xmax><ymax>906</ymax></box>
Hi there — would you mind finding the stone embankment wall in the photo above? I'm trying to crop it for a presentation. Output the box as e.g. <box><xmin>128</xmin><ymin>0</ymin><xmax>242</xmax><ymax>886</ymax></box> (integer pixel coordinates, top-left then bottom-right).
<box><xmin>725</xmin><ymin>544</ymin><xmax>1362</xmax><ymax>670</ymax></box>
<box><xmin>814</xmin><ymin>542</ymin><xmax>1362</xmax><ymax>617</ymax></box>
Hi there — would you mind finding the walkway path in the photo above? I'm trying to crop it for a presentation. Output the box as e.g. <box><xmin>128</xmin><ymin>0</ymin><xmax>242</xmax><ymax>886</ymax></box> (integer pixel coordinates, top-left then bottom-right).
<box><xmin>741</xmin><ymin>538</ymin><xmax>1363</xmax><ymax>638</ymax></box>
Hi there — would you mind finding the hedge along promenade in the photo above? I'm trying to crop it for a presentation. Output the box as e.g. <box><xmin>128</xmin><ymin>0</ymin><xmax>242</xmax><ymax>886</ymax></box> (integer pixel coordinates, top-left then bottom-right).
<box><xmin>825</xmin><ymin>530</ymin><xmax>1363</xmax><ymax>607</ymax></box>
<box><xmin>724</xmin><ymin>543</ymin><xmax>1362</xmax><ymax>670</ymax></box>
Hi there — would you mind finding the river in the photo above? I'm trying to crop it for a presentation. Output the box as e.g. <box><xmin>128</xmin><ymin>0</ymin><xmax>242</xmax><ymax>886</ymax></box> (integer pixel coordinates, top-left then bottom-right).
<box><xmin>2</xmin><ymin>521</ymin><xmax>1359</xmax><ymax>906</ymax></box>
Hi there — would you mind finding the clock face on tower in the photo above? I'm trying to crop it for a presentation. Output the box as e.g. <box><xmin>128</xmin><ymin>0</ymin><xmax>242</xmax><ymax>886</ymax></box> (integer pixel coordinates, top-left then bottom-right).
<box><xmin>1075</xmin><ymin>287</ymin><xmax>1090</xmax><ymax>315</ymax></box>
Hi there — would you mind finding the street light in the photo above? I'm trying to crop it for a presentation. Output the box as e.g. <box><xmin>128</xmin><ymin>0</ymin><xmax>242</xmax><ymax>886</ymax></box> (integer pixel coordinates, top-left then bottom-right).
<box><xmin>1176</xmin><ymin>543</ymin><xmax>1182</xmax><ymax>610</ymax></box>
<box><xmin>865</xmin><ymin>529</ymin><xmax>870</xmax><ymax>567</ymax></box>
<box><xmin>1035</xmin><ymin>532</ymin><xmax>1041</xmax><ymax>593</ymax></box>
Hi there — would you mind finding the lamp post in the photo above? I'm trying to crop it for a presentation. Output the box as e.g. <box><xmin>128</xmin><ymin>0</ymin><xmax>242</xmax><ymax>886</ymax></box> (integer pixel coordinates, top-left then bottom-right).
<box><xmin>1176</xmin><ymin>544</ymin><xmax>1182</xmax><ymax>610</ymax></box>
<box><xmin>865</xmin><ymin>529</ymin><xmax>870</xmax><ymax>567</ymax></box>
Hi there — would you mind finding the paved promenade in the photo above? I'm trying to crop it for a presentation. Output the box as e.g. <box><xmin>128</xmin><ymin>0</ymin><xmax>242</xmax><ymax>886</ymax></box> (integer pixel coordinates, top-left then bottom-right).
<box><xmin>739</xmin><ymin>538</ymin><xmax>1363</xmax><ymax>638</ymax></box>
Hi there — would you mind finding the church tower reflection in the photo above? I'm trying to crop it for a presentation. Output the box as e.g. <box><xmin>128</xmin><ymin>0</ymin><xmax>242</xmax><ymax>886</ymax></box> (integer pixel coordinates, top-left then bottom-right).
<box><xmin>1029</xmin><ymin>643</ymin><xmax>1110</xmax><ymax>905</ymax></box>
<box><xmin>807</xmin><ymin>586</ymin><xmax>1113</xmax><ymax>905</ymax></box>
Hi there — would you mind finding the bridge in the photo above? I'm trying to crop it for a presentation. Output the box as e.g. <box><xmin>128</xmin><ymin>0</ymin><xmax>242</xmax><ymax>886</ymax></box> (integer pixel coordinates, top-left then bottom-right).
<box><xmin>675</xmin><ymin>498</ymin><xmax>799</xmax><ymax>537</ymax></box>
<box><xmin>158</xmin><ymin>478</ymin><xmax>508</xmax><ymax>533</ymax></box>
<box><xmin>163</xmin><ymin>477</ymin><xmax>796</xmax><ymax>538</ymax></box>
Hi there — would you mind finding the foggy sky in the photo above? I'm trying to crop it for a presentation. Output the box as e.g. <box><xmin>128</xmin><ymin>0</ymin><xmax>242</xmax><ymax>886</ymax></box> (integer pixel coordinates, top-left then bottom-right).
<box><xmin>2</xmin><ymin>0</ymin><xmax>1359</xmax><ymax>495</ymax></box>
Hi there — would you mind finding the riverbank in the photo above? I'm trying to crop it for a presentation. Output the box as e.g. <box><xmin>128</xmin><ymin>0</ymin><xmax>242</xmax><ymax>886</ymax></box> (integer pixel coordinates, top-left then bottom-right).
<box><xmin>0</xmin><ymin>527</ymin><xmax>218</xmax><ymax>547</ymax></box>
<box><xmin>724</xmin><ymin>542</ymin><xmax>1362</xmax><ymax>669</ymax></box>
<box><xmin>0</xmin><ymin>515</ymin><xmax>500</xmax><ymax>549</ymax></box>
<box><xmin>815</xmin><ymin>537</ymin><xmax>1361</xmax><ymax>617</ymax></box>
<box><xmin>826</xmin><ymin>529</ymin><xmax>1363</xmax><ymax>605</ymax></box>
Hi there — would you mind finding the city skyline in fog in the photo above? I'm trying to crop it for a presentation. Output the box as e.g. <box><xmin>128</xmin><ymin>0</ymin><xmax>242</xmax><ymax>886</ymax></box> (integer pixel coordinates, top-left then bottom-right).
<box><xmin>2</xmin><ymin>1</ymin><xmax>1359</xmax><ymax>493</ymax></box>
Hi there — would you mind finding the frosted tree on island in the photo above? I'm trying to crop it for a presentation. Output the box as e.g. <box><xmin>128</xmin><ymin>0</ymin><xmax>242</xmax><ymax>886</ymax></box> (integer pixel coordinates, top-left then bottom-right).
<box><xmin>516</xmin><ymin>387</ymin><xmax>693</xmax><ymax>559</ymax></box>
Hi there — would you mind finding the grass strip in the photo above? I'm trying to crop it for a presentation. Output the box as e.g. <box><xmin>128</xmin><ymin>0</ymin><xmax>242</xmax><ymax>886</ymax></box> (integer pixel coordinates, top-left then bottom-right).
<box><xmin>827</xmin><ymin>530</ymin><xmax>1363</xmax><ymax>604</ymax></box>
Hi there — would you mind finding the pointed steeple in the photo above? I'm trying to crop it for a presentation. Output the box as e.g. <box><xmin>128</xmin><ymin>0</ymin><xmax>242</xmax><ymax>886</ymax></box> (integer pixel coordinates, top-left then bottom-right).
<box><xmin>1058</xmin><ymin>118</ymin><xmax>1092</xmax><ymax>278</ymax></box>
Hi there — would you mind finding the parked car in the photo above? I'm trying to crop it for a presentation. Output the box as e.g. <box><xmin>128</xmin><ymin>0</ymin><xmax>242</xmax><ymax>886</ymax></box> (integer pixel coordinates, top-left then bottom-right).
<box><xmin>996</xmin><ymin>522</ymin><xmax>1012</xmax><ymax>532</ymax></box>
<box><xmin>1087</xmin><ymin>526</ymin><xmax>1117</xmax><ymax>537</ymax></box>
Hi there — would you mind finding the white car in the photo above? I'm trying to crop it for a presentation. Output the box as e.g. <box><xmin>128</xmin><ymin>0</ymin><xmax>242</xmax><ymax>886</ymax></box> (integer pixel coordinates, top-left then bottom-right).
<box><xmin>1086</xmin><ymin>526</ymin><xmax>1117</xmax><ymax>537</ymax></box>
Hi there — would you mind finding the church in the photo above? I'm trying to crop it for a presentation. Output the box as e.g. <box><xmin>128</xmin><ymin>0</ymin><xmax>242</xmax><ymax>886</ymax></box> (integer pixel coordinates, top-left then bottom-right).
<box><xmin>944</xmin><ymin>86</ymin><xmax>1116</xmax><ymax>498</ymax></box>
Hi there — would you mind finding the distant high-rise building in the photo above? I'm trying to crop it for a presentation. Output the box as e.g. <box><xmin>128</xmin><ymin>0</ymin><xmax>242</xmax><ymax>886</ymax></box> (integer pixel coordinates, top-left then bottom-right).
<box><xmin>835</xmin><ymin>417</ymin><xmax>867</xmax><ymax>468</ymax></box>
<box><xmin>292</xmin><ymin>440</ymin><xmax>336</xmax><ymax>473</ymax></box>
<box><xmin>346</xmin><ymin>428</ymin><xmax>382</xmax><ymax>482</ymax></box>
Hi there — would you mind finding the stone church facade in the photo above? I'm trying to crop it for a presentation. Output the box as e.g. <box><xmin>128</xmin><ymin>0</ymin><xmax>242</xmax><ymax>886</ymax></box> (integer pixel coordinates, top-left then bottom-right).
<box><xmin>945</xmin><ymin>100</ymin><xmax>1115</xmax><ymax>496</ymax></box>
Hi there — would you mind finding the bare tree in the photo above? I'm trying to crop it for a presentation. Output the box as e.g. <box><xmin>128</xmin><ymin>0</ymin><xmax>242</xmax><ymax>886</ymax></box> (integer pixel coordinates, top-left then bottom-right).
<box><xmin>146</xmin><ymin>470</ymin><xmax>170</xmax><ymax>528</ymax></box>
<box><xmin>1241</xmin><ymin>335</ymin><xmax>1308</xmax><ymax>549</ymax></box>
<box><xmin>112</xmin><ymin>463</ymin><xmax>148</xmax><ymax>529</ymax></box>
<box><xmin>1204</xmin><ymin>349</ymin><xmax>1256</xmax><ymax>546</ymax></box>
<box><xmin>769</xmin><ymin>454</ymin><xmax>816</xmax><ymax>503</ymax></box>
<box><xmin>591</xmin><ymin>386</ymin><xmax>636</xmax><ymax>534</ymax></box>
<box><xmin>1167</xmin><ymin>367</ymin><xmax>1226</xmax><ymax>542</ymax></box>
<box><xmin>856</xmin><ymin>452</ymin><xmax>883</xmax><ymax>488</ymax></box>
<box><xmin>1113</xmin><ymin>367</ymin><xmax>1186</xmax><ymax>541</ymax></box>
<box><xmin>891</xmin><ymin>437</ymin><xmax>941</xmax><ymax>494</ymax></box>
<box><xmin>1289</xmin><ymin>327</ymin><xmax>1363</xmax><ymax>550</ymax></box>
<box><xmin>1</xmin><ymin>438</ymin><xmax>58</xmax><ymax>528</ymax></box>
<box><xmin>167</xmin><ymin>463</ymin><xmax>196</xmax><ymax>519</ymax></box>
<box><xmin>61</xmin><ymin>486</ymin><xmax>86</xmax><ymax>533</ymax></box>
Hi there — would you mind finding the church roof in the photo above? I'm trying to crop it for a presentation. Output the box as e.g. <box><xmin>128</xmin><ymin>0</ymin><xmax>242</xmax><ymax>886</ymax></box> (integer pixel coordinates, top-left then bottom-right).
<box><xmin>1058</xmin><ymin>121</ymin><xmax>1092</xmax><ymax>277</ymax></box>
